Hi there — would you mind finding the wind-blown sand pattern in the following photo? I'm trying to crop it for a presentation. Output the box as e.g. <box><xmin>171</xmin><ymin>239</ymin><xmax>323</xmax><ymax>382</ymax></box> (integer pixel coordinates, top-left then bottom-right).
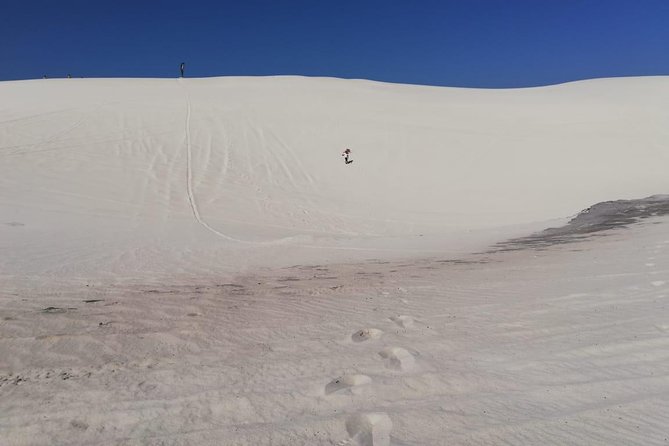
<box><xmin>1</xmin><ymin>76</ymin><xmax>669</xmax><ymax>444</ymax></box>
<box><xmin>2</xmin><ymin>216</ymin><xmax>669</xmax><ymax>444</ymax></box>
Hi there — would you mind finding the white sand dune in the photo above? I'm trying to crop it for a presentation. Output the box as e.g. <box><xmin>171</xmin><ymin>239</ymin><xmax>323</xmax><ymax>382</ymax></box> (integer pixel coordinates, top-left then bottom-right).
<box><xmin>1</xmin><ymin>76</ymin><xmax>669</xmax><ymax>445</ymax></box>
<box><xmin>1</xmin><ymin>76</ymin><xmax>668</xmax><ymax>280</ymax></box>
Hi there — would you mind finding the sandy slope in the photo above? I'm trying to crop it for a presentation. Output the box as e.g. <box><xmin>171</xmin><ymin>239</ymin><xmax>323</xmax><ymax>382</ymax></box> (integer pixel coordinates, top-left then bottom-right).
<box><xmin>2</xmin><ymin>76</ymin><xmax>669</xmax><ymax>445</ymax></box>
<box><xmin>1</xmin><ymin>76</ymin><xmax>668</xmax><ymax>281</ymax></box>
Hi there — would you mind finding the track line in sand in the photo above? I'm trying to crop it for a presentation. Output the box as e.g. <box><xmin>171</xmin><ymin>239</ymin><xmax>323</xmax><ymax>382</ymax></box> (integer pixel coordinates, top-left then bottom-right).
<box><xmin>175</xmin><ymin>79</ymin><xmax>425</xmax><ymax>253</ymax></box>
<box><xmin>175</xmin><ymin>80</ymin><xmax>471</xmax><ymax>256</ymax></box>
<box><xmin>178</xmin><ymin>79</ymin><xmax>256</xmax><ymax>244</ymax></box>
<box><xmin>178</xmin><ymin>80</ymin><xmax>321</xmax><ymax>247</ymax></box>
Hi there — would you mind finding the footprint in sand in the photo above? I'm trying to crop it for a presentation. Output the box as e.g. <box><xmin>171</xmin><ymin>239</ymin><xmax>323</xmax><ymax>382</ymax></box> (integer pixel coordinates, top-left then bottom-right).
<box><xmin>325</xmin><ymin>374</ymin><xmax>372</xmax><ymax>395</ymax></box>
<box><xmin>389</xmin><ymin>315</ymin><xmax>414</xmax><ymax>328</ymax></box>
<box><xmin>379</xmin><ymin>347</ymin><xmax>415</xmax><ymax>372</ymax></box>
<box><xmin>345</xmin><ymin>412</ymin><xmax>393</xmax><ymax>446</ymax></box>
<box><xmin>651</xmin><ymin>281</ymin><xmax>666</xmax><ymax>287</ymax></box>
<box><xmin>352</xmin><ymin>328</ymin><xmax>383</xmax><ymax>343</ymax></box>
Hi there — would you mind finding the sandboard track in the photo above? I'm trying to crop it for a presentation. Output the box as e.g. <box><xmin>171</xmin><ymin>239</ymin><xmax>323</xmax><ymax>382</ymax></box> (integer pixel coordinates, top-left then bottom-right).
<box><xmin>175</xmin><ymin>79</ymin><xmax>437</xmax><ymax>254</ymax></box>
<box><xmin>177</xmin><ymin>79</ymin><xmax>323</xmax><ymax>247</ymax></box>
<box><xmin>178</xmin><ymin>79</ymin><xmax>262</xmax><ymax>244</ymax></box>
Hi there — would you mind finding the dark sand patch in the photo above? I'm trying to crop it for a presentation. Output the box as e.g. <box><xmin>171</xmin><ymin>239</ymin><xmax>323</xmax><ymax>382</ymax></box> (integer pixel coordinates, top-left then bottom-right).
<box><xmin>491</xmin><ymin>195</ymin><xmax>669</xmax><ymax>252</ymax></box>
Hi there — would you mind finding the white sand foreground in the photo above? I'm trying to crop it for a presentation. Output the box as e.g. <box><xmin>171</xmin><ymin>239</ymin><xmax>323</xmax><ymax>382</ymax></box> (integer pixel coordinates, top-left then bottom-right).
<box><xmin>1</xmin><ymin>217</ymin><xmax>669</xmax><ymax>445</ymax></box>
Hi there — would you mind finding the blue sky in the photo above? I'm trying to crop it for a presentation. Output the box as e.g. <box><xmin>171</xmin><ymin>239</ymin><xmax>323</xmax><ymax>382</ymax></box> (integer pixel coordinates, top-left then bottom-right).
<box><xmin>3</xmin><ymin>0</ymin><xmax>669</xmax><ymax>87</ymax></box>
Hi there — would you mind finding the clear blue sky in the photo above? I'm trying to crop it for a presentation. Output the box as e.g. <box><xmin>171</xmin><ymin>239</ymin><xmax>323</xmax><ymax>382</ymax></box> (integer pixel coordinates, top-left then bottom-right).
<box><xmin>3</xmin><ymin>0</ymin><xmax>669</xmax><ymax>87</ymax></box>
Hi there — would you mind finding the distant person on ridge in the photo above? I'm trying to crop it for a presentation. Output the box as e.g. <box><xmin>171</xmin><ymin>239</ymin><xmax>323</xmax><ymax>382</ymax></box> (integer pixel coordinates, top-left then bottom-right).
<box><xmin>180</xmin><ymin>62</ymin><xmax>185</xmax><ymax>78</ymax></box>
<box><xmin>342</xmin><ymin>148</ymin><xmax>353</xmax><ymax>164</ymax></box>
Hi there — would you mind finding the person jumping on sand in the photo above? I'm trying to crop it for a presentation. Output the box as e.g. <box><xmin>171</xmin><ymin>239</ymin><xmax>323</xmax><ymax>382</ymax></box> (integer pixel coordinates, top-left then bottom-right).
<box><xmin>342</xmin><ymin>148</ymin><xmax>353</xmax><ymax>164</ymax></box>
